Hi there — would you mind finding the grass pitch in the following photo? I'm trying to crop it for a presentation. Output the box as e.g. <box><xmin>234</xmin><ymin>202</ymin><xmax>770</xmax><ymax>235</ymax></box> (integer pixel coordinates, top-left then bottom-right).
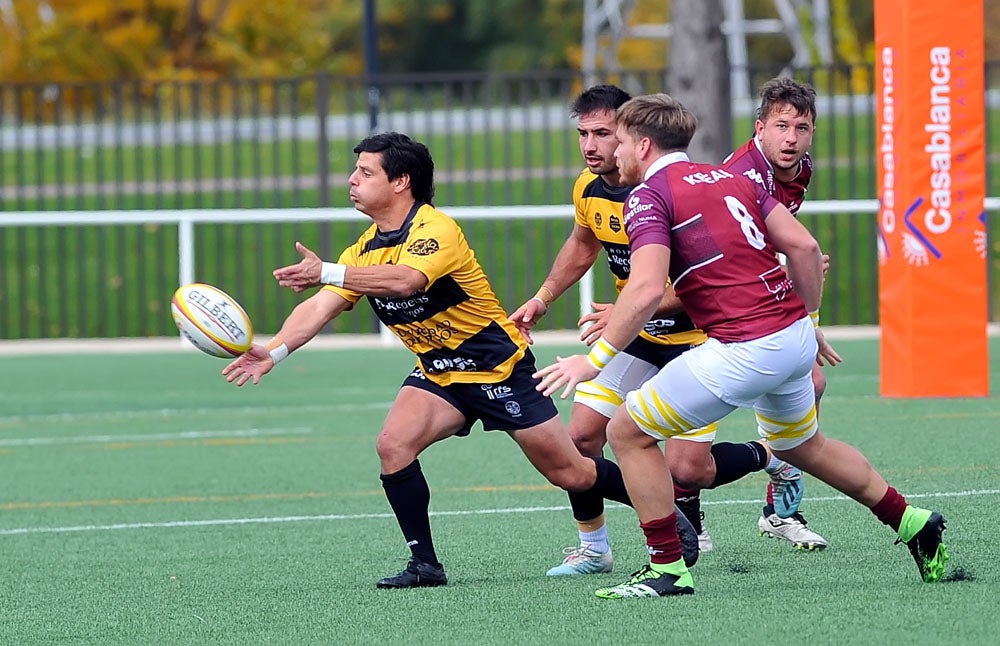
<box><xmin>0</xmin><ymin>338</ymin><xmax>997</xmax><ymax>645</ymax></box>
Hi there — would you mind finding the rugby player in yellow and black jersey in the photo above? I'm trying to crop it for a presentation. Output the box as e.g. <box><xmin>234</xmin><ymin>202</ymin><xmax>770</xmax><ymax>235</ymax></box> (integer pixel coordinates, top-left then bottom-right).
<box><xmin>222</xmin><ymin>132</ymin><xmax>671</xmax><ymax>590</ymax></box>
<box><xmin>511</xmin><ymin>86</ymin><xmax>781</xmax><ymax>577</ymax></box>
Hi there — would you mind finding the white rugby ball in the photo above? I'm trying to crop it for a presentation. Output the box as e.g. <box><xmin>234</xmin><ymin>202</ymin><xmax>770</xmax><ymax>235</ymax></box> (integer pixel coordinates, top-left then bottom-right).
<box><xmin>171</xmin><ymin>283</ymin><xmax>254</xmax><ymax>358</ymax></box>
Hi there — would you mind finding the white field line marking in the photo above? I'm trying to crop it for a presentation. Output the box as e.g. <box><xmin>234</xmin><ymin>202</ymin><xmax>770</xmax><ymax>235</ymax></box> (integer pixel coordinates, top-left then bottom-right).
<box><xmin>1</xmin><ymin>489</ymin><xmax>996</xmax><ymax>537</ymax></box>
<box><xmin>0</xmin><ymin>427</ymin><xmax>315</xmax><ymax>447</ymax></box>
<box><xmin>0</xmin><ymin>401</ymin><xmax>393</xmax><ymax>425</ymax></box>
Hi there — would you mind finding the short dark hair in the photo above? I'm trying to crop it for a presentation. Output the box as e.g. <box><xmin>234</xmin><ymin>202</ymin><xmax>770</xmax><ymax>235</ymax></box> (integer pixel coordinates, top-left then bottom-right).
<box><xmin>757</xmin><ymin>77</ymin><xmax>817</xmax><ymax>124</ymax></box>
<box><xmin>570</xmin><ymin>84</ymin><xmax>632</xmax><ymax>118</ymax></box>
<box><xmin>353</xmin><ymin>132</ymin><xmax>435</xmax><ymax>205</ymax></box>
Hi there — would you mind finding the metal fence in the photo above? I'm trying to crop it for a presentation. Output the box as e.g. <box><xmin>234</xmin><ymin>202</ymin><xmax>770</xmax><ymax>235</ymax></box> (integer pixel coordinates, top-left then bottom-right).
<box><xmin>1</xmin><ymin>64</ymin><xmax>998</xmax><ymax>338</ymax></box>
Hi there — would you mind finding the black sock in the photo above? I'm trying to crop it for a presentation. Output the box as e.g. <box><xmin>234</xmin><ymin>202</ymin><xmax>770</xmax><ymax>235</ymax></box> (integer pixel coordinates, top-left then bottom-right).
<box><xmin>674</xmin><ymin>493</ymin><xmax>703</xmax><ymax>534</ymax></box>
<box><xmin>380</xmin><ymin>460</ymin><xmax>439</xmax><ymax>566</ymax></box>
<box><xmin>593</xmin><ymin>456</ymin><xmax>632</xmax><ymax>507</ymax></box>
<box><xmin>568</xmin><ymin>456</ymin><xmax>632</xmax><ymax>521</ymax></box>
<box><xmin>707</xmin><ymin>441</ymin><xmax>769</xmax><ymax>489</ymax></box>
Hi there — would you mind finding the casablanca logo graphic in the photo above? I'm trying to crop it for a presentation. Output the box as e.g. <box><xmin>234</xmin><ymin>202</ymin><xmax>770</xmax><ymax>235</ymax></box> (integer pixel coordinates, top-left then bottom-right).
<box><xmin>901</xmin><ymin>197</ymin><xmax>939</xmax><ymax>267</ymax></box>
<box><xmin>975</xmin><ymin>211</ymin><xmax>987</xmax><ymax>260</ymax></box>
<box><xmin>902</xmin><ymin>232</ymin><xmax>931</xmax><ymax>266</ymax></box>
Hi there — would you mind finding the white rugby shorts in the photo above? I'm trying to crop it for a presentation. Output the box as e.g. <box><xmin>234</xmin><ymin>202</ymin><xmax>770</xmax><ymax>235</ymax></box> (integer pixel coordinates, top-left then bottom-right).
<box><xmin>624</xmin><ymin>316</ymin><xmax>818</xmax><ymax>450</ymax></box>
<box><xmin>575</xmin><ymin>348</ymin><xmax>717</xmax><ymax>443</ymax></box>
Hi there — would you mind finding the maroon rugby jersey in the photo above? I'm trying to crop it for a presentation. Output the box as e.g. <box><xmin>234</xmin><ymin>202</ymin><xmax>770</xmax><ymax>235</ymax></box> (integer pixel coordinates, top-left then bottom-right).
<box><xmin>624</xmin><ymin>153</ymin><xmax>807</xmax><ymax>342</ymax></box>
<box><xmin>722</xmin><ymin>137</ymin><xmax>812</xmax><ymax>215</ymax></box>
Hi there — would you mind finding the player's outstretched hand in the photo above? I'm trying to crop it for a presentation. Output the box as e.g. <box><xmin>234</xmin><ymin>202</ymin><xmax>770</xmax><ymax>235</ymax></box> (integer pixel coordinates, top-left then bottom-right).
<box><xmin>534</xmin><ymin>355</ymin><xmax>599</xmax><ymax>399</ymax></box>
<box><xmin>579</xmin><ymin>302</ymin><xmax>613</xmax><ymax>346</ymax></box>
<box><xmin>273</xmin><ymin>241</ymin><xmax>323</xmax><ymax>293</ymax></box>
<box><xmin>509</xmin><ymin>298</ymin><xmax>548</xmax><ymax>345</ymax></box>
<box><xmin>223</xmin><ymin>344</ymin><xmax>274</xmax><ymax>386</ymax></box>
<box><xmin>815</xmin><ymin>328</ymin><xmax>842</xmax><ymax>367</ymax></box>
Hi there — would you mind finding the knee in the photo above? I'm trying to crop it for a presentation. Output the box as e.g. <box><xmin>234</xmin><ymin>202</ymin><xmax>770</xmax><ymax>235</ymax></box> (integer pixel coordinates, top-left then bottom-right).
<box><xmin>375</xmin><ymin>430</ymin><xmax>415</xmax><ymax>471</ymax></box>
<box><xmin>546</xmin><ymin>460</ymin><xmax>595</xmax><ymax>492</ymax></box>
<box><xmin>668</xmin><ymin>459</ymin><xmax>708</xmax><ymax>490</ymax></box>
<box><xmin>570</xmin><ymin>427</ymin><xmax>605</xmax><ymax>457</ymax></box>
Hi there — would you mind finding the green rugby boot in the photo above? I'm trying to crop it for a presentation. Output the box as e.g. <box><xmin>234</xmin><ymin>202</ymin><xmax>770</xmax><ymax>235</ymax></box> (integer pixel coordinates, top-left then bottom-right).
<box><xmin>595</xmin><ymin>562</ymin><xmax>694</xmax><ymax>599</ymax></box>
<box><xmin>897</xmin><ymin>507</ymin><xmax>949</xmax><ymax>583</ymax></box>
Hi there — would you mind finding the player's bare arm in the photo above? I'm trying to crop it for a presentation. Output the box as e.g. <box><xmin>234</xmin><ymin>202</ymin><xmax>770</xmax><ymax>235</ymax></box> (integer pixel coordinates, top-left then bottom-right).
<box><xmin>510</xmin><ymin>223</ymin><xmax>603</xmax><ymax>343</ymax></box>
<box><xmin>223</xmin><ymin>289</ymin><xmax>351</xmax><ymax>386</ymax></box>
<box><xmin>275</xmin><ymin>241</ymin><xmax>429</xmax><ymax>297</ymax></box>
<box><xmin>535</xmin><ymin>244</ymin><xmax>669</xmax><ymax>399</ymax></box>
<box><xmin>765</xmin><ymin>204</ymin><xmax>823</xmax><ymax>311</ymax></box>
<box><xmin>766</xmin><ymin>204</ymin><xmax>842</xmax><ymax>366</ymax></box>
<box><xmin>578</xmin><ymin>280</ymin><xmax>682</xmax><ymax>346</ymax></box>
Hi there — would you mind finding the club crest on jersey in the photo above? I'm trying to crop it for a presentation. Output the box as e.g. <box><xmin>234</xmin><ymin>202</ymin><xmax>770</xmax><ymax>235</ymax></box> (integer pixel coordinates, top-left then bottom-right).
<box><xmin>594</xmin><ymin>213</ymin><xmax>603</xmax><ymax>228</ymax></box>
<box><xmin>407</xmin><ymin>238</ymin><xmax>440</xmax><ymax>256</ymax></box>
<box><xmin>609</xmin><ymin>215</ymin><xmax>622</xmax><ymax>232</ymax></box>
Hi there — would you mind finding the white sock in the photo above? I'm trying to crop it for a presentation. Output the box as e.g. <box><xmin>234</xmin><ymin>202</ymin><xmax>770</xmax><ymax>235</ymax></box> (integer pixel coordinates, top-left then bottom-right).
<box><xmin>765</xmin><ymin>454</ymin><xmax>784</xmax><ymax>474</ymax></box>
<box><xmin>579</xmin><ymin>526</ymin><xmax>611</xmax><ymax>554</ymax></box>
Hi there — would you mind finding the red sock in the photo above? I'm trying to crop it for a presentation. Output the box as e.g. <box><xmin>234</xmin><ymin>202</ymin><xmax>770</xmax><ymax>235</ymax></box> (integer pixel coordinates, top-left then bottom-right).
<box><xmin>870</xmin><ymin>486</ymin><xmax>908</xmax><ymax>532</ymax></box>
<box><xmin>640</xmin><ymin>513</ymin><xmax>682</xmax><ymax>565</ymax></box>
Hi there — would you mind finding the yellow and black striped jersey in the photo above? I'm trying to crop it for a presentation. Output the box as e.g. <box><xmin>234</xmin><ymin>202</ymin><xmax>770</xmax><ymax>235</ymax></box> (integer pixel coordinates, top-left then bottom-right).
<box><xmin>572</xmin><ymin>168</ymin><xmax>706</xmax><ymax>346</ymax></box>
<box><xmin>324</xmin><ymin>202</ymin><xmax>527</xmax><ymax>386</ymax></box>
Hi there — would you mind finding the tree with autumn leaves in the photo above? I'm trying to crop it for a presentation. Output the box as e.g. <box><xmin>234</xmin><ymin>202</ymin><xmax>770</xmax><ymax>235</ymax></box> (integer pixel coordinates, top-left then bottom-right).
<box><xmin>0</xmin><ymin>0</ymin><xmax>357</xmax><ymax>81</ymax></box>
<box><xmin>1</xmin><ymin>0</ymin><xmax>997</xmax><ymax>83</ymax></box>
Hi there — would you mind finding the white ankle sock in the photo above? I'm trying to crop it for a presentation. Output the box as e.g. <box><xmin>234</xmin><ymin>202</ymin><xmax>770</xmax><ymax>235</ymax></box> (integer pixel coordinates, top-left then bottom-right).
<box><xmin>579</xmin><ymin>526</ymin><xmax>611</xmax><ymax>554</ymax></box>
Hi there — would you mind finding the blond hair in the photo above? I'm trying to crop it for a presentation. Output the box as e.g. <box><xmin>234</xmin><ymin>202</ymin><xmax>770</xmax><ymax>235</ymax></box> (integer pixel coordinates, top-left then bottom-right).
<box><xmin>615</xmin><ymin>93</ymin><xmax>697</xmax><ymax>152</ymax></box>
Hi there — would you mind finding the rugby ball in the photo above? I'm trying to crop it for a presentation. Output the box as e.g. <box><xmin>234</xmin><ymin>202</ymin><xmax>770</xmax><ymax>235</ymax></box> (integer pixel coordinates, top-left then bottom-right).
<box><xmin>171</xmin><ymin>283</ymin><xmax>254</xmax><ymax>358</ymax></box>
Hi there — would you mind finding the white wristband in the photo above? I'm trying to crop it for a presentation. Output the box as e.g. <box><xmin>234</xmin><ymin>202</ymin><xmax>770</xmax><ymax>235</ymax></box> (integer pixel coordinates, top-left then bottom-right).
<box><xmin>586</xmin><ymin>337</ymin><xmax>621</xmax><ymax>371</ymax></box>
<box><xmin>320</xmin><ymin>262</ymin><xmax>347</xmax><ymax>287</ymax></box>
<box><xmin>269</xmin><ymin>343</ymin><xmax>289</xmax><ymax>365</ymax></box>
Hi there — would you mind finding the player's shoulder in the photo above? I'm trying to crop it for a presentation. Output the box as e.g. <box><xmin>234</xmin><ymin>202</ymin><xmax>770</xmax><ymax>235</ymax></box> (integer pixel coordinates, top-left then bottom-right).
<box><xmin>415</xmin><ymin>202</ymin><xmax>456</xmax><ymax>225</ymax></box>
<box><xmin>573</xmin><ymin>168</ymin><xmax>598</xmax><ymax>195</ymax></box>
<box><xmin>721</xmin><ymin>138</ymin><xmax>757</xmax><ymax>169</ymax></box>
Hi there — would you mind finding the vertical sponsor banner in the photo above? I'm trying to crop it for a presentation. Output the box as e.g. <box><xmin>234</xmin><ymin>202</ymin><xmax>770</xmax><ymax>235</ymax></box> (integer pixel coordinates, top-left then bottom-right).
<box><xmin>875</xmin><ymin>0</ymin><xmax>988</xmax><ymax>397</ymax></box>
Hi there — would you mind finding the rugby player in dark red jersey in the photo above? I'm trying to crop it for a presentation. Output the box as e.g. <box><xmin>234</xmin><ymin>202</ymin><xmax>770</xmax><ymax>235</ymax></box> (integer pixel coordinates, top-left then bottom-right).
<box><xmin>536</xmin><ymin>94</ymin><xmax>949</xmax><ymax>598</ymax></box>
<box><xmin>716</xmin><ymin>77</ymin><xmax>836</xmax><ymax>549</ymax></box>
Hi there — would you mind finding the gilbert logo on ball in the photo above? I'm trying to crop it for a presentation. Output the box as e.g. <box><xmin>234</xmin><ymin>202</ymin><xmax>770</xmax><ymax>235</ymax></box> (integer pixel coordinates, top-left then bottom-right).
<box><xmin>171</xmin><ymin>283</ymin><xmax>254</xmax><ymax>358</ymax></box>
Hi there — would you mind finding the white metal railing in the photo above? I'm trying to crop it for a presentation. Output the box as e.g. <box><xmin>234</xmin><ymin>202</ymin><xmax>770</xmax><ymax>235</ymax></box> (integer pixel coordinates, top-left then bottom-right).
<box><xmin>2</xmin><ymin>199</ymin><xmax>996</xmax><ymax>343</ymax></box>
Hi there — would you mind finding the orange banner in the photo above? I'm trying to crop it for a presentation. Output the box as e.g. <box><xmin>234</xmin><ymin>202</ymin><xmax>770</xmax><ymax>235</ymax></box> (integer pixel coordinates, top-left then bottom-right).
<box><xmin>875</xmin><ymin>0</ymin><xmax>988</xmax><ymax>397</ymax></box>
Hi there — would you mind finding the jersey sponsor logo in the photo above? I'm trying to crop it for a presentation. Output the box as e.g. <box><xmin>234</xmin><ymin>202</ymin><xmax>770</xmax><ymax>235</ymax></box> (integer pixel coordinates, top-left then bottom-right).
<box><xmin>681</xmin><ymin>169</ymin><xmax>735</xmax><ymax>185</ymax></box>
<box><xmin>624</xmin><ymin>203</ymin><xmax>653</xmax><ymax>223</ymax></box>
<box><xmin>407</xmin><ymin>366</ymin><xmax>427</xmax><ymax>380</ymax></box>
<box><xmin>397</xmin><ymin>320</ymin><xmax>455</xmax><ymax>348</ymax></box>
<box><xmin>504</xmin><ymin>400</ymin><xmax>522</xmax><ymax>416</ymax></box>
<box><xmin>758</xmin><ymin>265</ymin><xmax>794</xmax><ymax>301</ymax></box>
<box><xmin>742</xmin><ymin>168</ymin><xmax>766</xmax><ymax>187</ymax></box>
<box><xmin>407</xmin><ymin>238</ymin><xmax>440</xmax><ymax>256</ymax></box>
<box><xmin>426</xmin><ymin>355</ymin><xmax>479</xmax><ymax>373</ymax></box>
<box><xmin>376</xmin><ymin>293</ymin><xmax>431</xmax><ymax>312</ymax></box>
<box><xmin>481</xmin><ymin>384</ymin><xmax>514</xmax><ymax>400</ymax></box>
<box><xmin>642</xmin><ymin>318</ymin><xmax>678</xmax><ymax>336</ymax></box>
